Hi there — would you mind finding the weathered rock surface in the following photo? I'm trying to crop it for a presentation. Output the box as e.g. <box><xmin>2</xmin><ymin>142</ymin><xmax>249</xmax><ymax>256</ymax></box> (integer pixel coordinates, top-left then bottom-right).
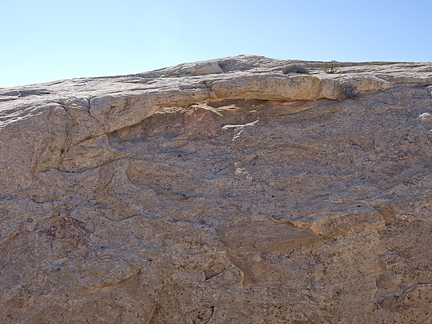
<box><xmin>1</xmin><ymin>55</ymin><xmax>432</xmax><ymax>323</ymax></box>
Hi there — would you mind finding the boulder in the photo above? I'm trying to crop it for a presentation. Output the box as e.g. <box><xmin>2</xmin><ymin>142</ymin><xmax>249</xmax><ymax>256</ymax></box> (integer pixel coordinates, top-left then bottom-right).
<box><xmin>1</xmin><ymin>56</ymin><xmax>432</xmax><ymax>323</ymax></box>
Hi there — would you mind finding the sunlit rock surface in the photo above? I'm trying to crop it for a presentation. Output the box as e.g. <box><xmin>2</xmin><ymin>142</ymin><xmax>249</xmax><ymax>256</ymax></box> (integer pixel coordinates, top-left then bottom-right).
<box><xmin>1</xmin><ymin>56</ymin><xmax>432</xmax><ymax>323</ymax></box>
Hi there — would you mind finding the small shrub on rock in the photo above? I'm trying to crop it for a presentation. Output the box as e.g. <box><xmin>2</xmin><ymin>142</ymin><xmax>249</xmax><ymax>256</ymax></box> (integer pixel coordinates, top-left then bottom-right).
<box><xmin>323</xmin><ymin>60</ymin><xmax>339</xmax><ymax>74</ymax></box>
<box><xmin>283</xmin><ymin>64</ymin><xmax>309</xmax><ymax>74</ymax></box>
<box><xmin>341</xmin><ymin>82</ymin><xmax>359</xmax><ymax>99</ymax></box>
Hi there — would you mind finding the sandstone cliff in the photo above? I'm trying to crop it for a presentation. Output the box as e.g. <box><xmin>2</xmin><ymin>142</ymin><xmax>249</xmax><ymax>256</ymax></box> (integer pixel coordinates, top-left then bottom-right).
<box><xmin>1</xmin><ymin>56</ymin><xmax>432</xmax><ymax>323</ymax></box>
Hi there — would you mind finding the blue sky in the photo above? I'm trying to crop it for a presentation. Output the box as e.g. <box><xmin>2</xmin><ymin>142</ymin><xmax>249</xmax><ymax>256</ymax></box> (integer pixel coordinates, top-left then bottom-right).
<box><xmin>1</xmin><ymin>0</ymin><xmax>431</xmax><ymax>88</ymax></box>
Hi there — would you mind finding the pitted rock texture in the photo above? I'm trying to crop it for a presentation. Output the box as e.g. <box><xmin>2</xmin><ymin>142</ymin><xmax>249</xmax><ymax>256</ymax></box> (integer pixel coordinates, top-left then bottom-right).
<box><xmin>1</xmin><ymin>55</ymin><xmax>432</xmax><ymax>323</ymax></box>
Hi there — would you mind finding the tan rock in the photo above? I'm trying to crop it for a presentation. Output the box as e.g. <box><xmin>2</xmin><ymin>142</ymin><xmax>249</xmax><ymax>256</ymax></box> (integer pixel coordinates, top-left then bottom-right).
<box><xmin>181</xmin><ymin>61</ymin><xmax>224</xmax><ymax>76</ymax></box>
<box><xmin>1</xmin><ymin>56</ymin><xmax>432</xmax><ymax>323</ymax></box>
<box><xmin>59</xmin><ymin>135</ymin><xmax>133</xmax><ymax>172</ymax></box>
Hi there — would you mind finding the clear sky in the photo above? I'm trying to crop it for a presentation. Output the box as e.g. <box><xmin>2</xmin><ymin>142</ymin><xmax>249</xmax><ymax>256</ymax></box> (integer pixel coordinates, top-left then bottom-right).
<box><xmin>1</xmin><ymin>0</ymin><xmax>431</xmax><ymax>88</ymax></box>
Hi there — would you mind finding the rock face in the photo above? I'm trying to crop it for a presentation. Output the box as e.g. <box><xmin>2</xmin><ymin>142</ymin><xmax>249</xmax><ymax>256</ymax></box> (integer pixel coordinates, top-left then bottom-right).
<box><xmin>1</xmin><ymin>55</ymin><xmax>432</xmax><ymax>323</ymax></box>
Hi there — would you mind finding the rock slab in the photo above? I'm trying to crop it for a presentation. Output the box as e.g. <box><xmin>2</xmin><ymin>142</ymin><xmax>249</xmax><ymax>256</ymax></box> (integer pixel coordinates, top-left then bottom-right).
<box><xmin>1</xmin><ymin>56</ymin><xmax>432</xmax><ymax>323</ymax></box>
